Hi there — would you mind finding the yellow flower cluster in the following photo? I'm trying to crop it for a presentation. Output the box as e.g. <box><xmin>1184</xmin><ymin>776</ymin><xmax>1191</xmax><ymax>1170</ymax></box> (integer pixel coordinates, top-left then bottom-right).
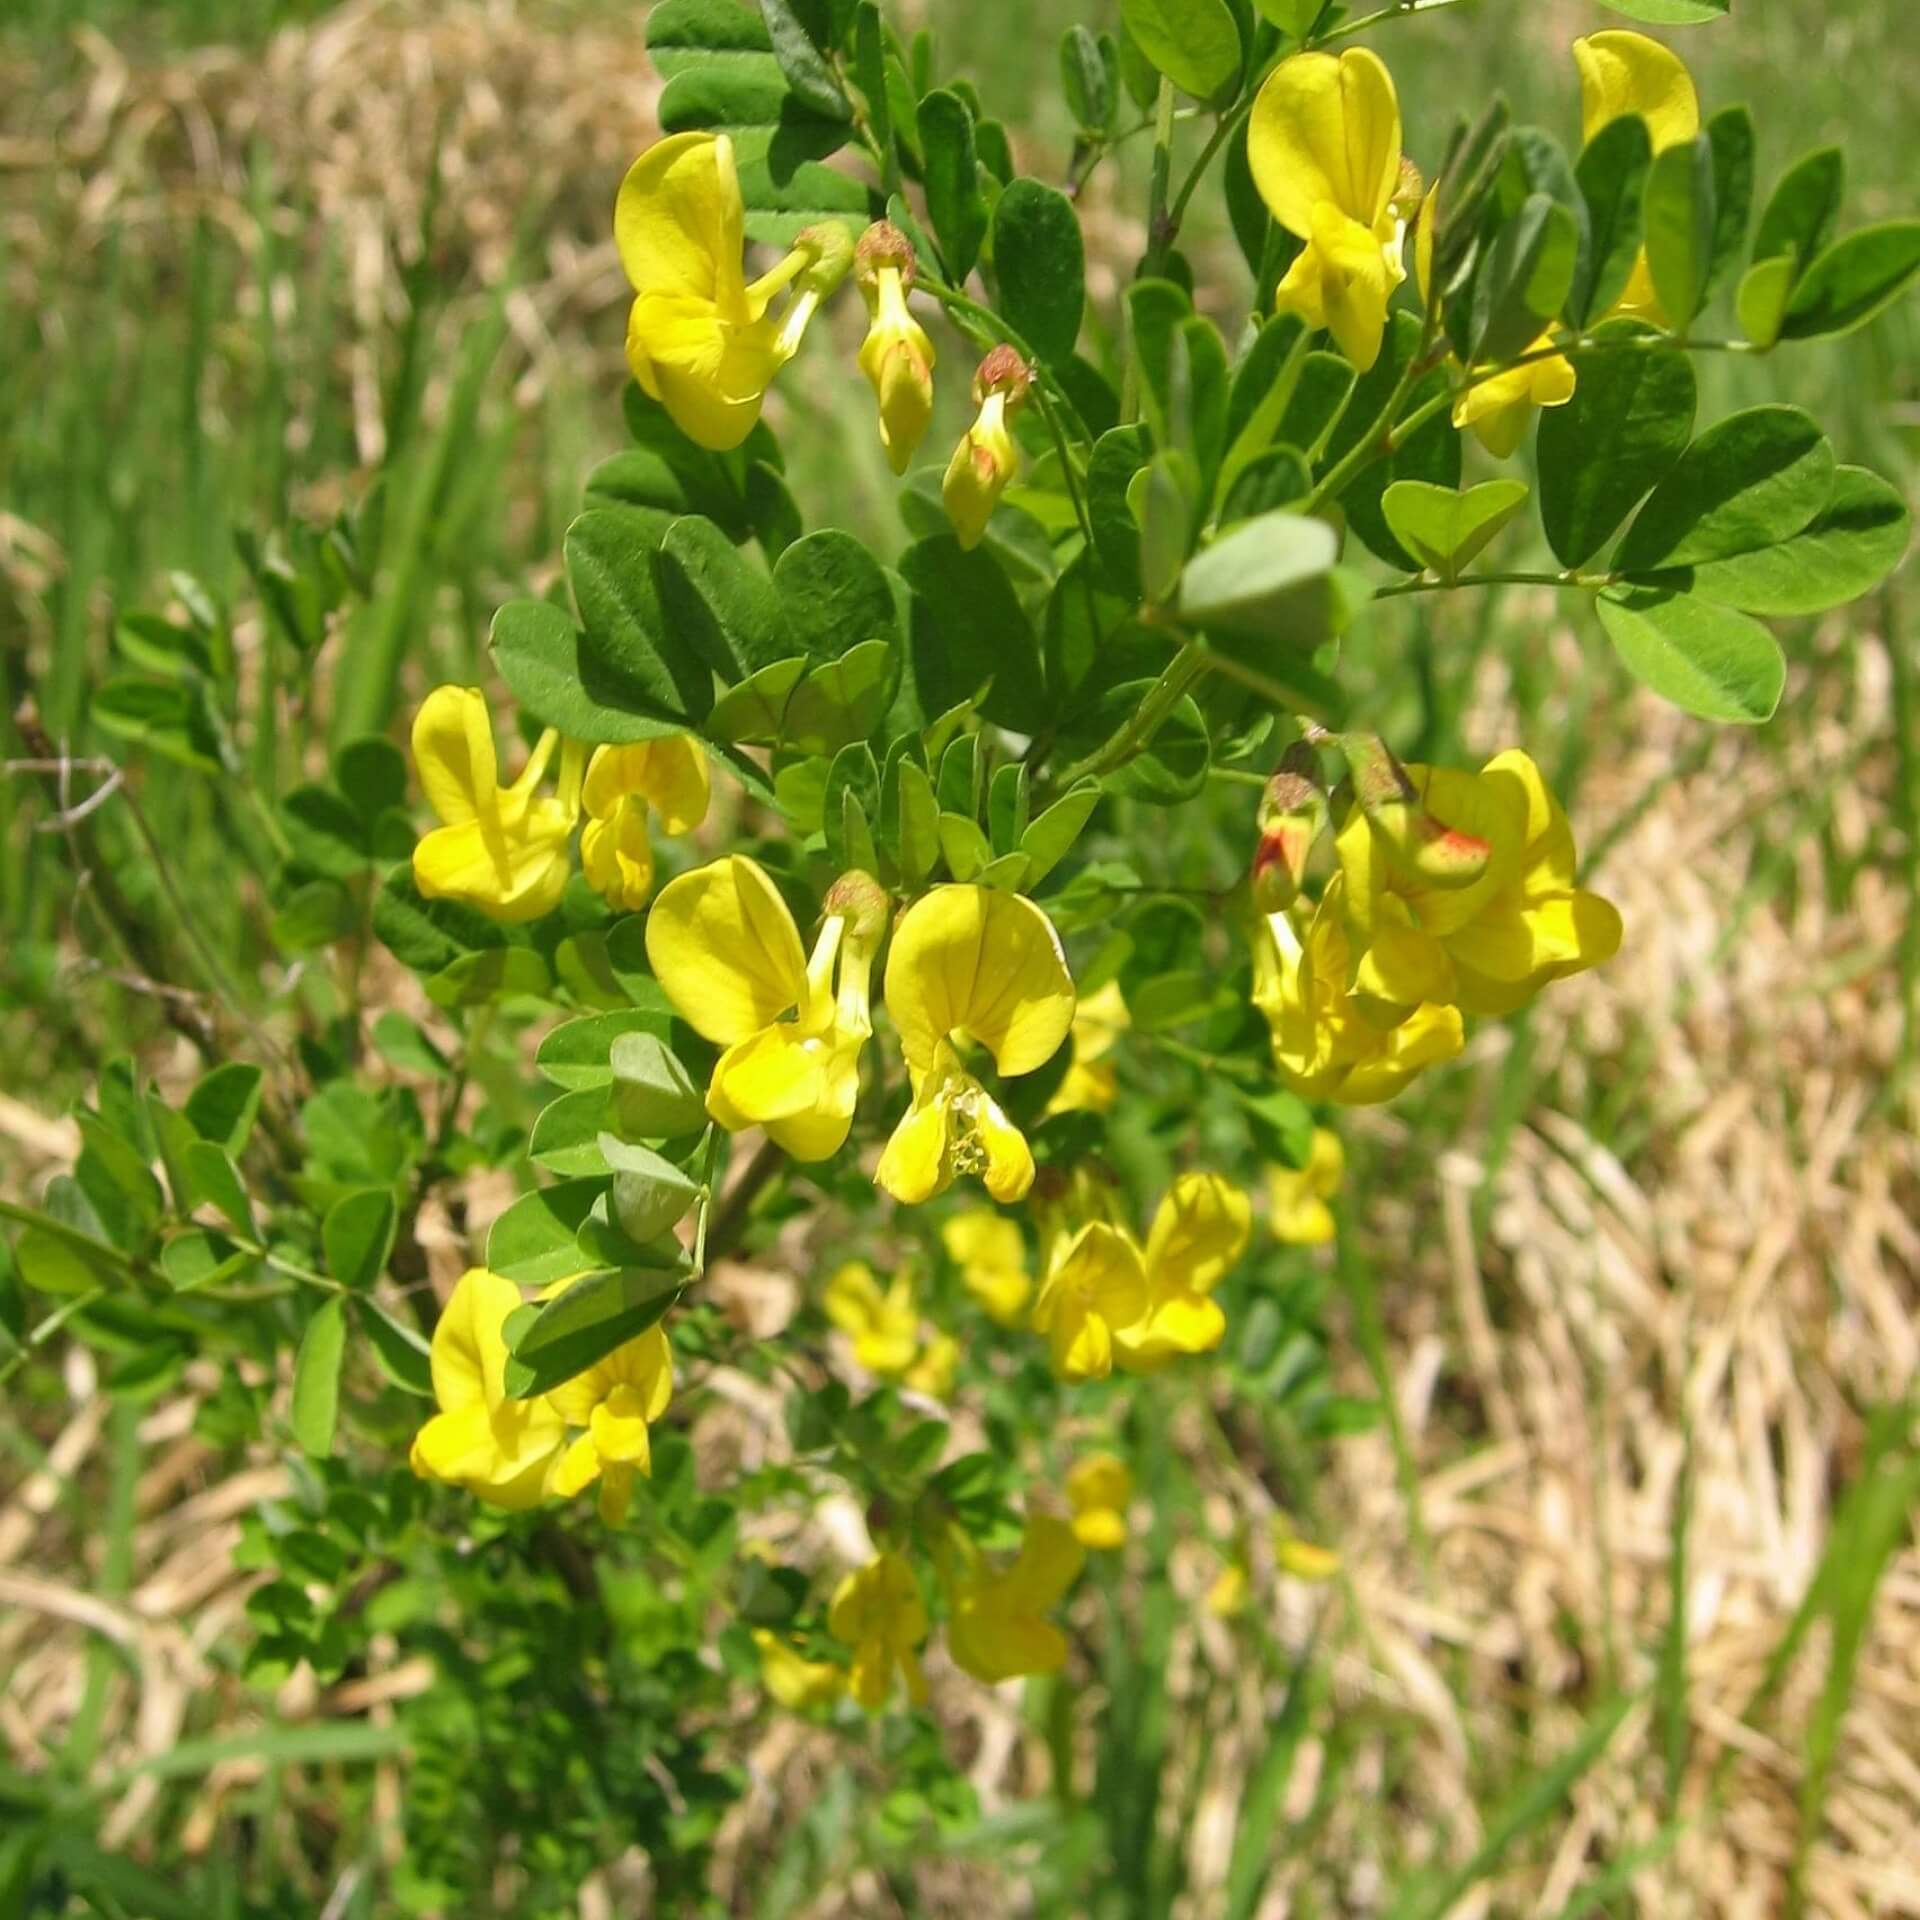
<box><xmin>1249</xmin><ymin>32</ymin><xmax>1700</xmax><ymax>456</ymax></box>
<box><xmin>615</xmin><ymin>133</ymin><xmax>1030</xmax><ymax>548</ymax></box>
<box><xmin>410</xmin><ymin>687</ymin><xmax>708</xmax><ymax>921</ymax></box>
<box><xmin>410</xmin><ymin>1269</ymin><xmax>673</xmax><ymax>1527</ymax></box>
<box><xmin>1252</xmin><ymin>748</ymin><xmax>1620</xmax><ymax>1106</ymax></box>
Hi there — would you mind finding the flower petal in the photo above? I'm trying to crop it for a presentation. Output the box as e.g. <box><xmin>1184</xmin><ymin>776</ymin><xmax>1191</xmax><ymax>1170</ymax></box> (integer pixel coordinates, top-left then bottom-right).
<box><xmin>883</xmin><ymin>886</ymin><xmax>1075</xmax><ymax>1075</ymax></box>
<box><xmin>1573</xmin><ymin>30</ymin><xmax>1700</xmax><ymax>154</ymax></box>
<box><xmin>614</xmin><ymin>131</ymin><xmax>744</xmax><ymax>306</ymax></box>
<box><xmin>411</xmin><ymin>685</ymin><xmax>498</xmax><ymax>830</ymax></box>
<box><xmin>1008</xmin><ymin>1513</ymin><xmax>1085</xmax><ymax>1609</ymax></box>
<box><xmin>874</xmin><ymin>1079</ymin><xmax>951</xmax><ymax>1206</ymax></box>
<box><xmin>1144</xmin><ymin>1172</ymin><xmax>1251</xmax><ymax>1297</ymax></box>
<box><xmin>430</xmin><ymin>1268</ymin><xmax>521</xmax><ymax>1413</ymax></box>
<box><xmin>646</xmin><ymin>855</ymin><xmax>810</xmax><ymax>1045</ymax></box>
<box><xmin>1249</xmin><ymin>48</ymin><xmax>1400</xmax><ymax>238</ymax></box>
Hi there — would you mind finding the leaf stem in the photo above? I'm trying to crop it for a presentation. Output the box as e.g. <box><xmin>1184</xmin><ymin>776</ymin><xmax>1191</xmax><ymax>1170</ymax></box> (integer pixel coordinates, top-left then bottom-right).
<box><xmin>1052</xmin><ymin>637</ymin><xmax>1211</xmax><ymax>785</ymax></box>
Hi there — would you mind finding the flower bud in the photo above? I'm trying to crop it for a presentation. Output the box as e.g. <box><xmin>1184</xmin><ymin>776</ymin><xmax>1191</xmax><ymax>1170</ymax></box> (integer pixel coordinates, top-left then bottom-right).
<box><xmin>824</xmin><ymin>868</ymin><xmax>890</xmax><ymax>947</ymax></box>
<box><xmin>1251</xmin><ymin>749</ymin><xmax>1326</xmax><ymax>913</ymax></box>
<box><xmin>1339</xmin><ymin>731</ymin><xmax>1490</xmax><ymax>890</ymax></box>
<box><xmin>855</xmin><ymin>224</ymin><xmax>936</xmax><ymax>475</ymax></box>
<box><xmin>942</xmin><ymin>348</ymin><xmax>1031</xmax><ymax>551</ymax></box>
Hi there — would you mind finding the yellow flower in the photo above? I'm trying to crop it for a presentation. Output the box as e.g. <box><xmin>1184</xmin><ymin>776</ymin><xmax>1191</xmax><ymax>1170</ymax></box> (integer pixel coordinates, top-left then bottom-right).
<box><xmin>905</xmin><ymin>1332</ymin><xmax>960</xmax><ymax>1400</ymax></box>
<box><xmin>753</xmin><ymin>1629</ymin><xmax>847</xmax><ymax>1710</ymax></box>
<box><xmin>1413</xmin><ymin>188</ymin><xmax>1576</xmax><ymax>459</ymax></box>
<box><xmin>942</xmin><ymin>347</ymin><xmax>1030</xmax><ymax>551</ymax></box>
<box><xmin>1249</xmin><ymin>49</ymin><xmax>1407</xmax><ymax>371</ymax></box>
<box><xmin>822</xmin><ymin>1260</ymin><xmax>921</xmax><ymax>1376</ymax></box>
<box><xmin>941</xmin><ymin>1211</ymin><xmax>1031</xmax><ymax>1327</ymax></box>
<box><xmin>1112</xmin><ymin>1171</ymin><xmax>1253</xmax><ymax>1372</ymax></box>
<box><xmin>1273</xmin><ymin>1513</ymin><xmax>1341</xmax><ymax>1582</ymax></box>
<box><xmin>855</xmin><ymin>222</ymin><xmax>935</xmax><ymax>475</ymax></box>
<box><xmin>1334</xmin><ymin>749</ymin><xmax>1624</xmax><ymax>1021</ymax></box>
<box><xmin>875</xmin><ymin>885</ymin><xmax>1075</xmax><ymax>1207</ymax></box>
<box><xmin>647</xmin><ymin>858</ymin><xmax>881</xmax><ymax>1161</ymax></box>
<box><xmin>578</xmin><ymin>736</ymin><xmax>709</xmax><ymax>913</ymax></box>
<box><xmin>410</xmin><ymin>1269</ymin><xmax>566</xmax><ymax>1509</ymax></box>
<box><xmin>1251</xmin><ymin>883</ymin><xmax>1466</xmax><ymax>1105</ymax></box>
<box><xmin>1268</xmin><ymin>1127</ymin><xmax>1344</xmax><ymax>1246</ymax></box>
<box><xmin>1065</xmin><ymin>1453</ymin><xmax>1132</xmax><ymax>1551</ymax></box>
<box><xmin>410</xmin><ymin>686</ymin><xmax>584</xmax><ymax>923</ymax></box>
<box><xmin>946</xmin><ymin>1515</ymin><xmax>1084</xmax><ymax>1684</ymax></box>
<box><xmin>1573</xmin><ymin>31</ymin><xmax>1700</xmax><ymax>323</ymax></box>
<box><xmin>615</xmin><ymin>132</ymin><xmax>847</xmax><ymax>451</ymax></box>
<box><xmin>1030</xmin><ymin>1221</ymin><xmax>1149</xmax><ymax>1383</ymax></box>
<box><xmin>545</xmin><ymin>1319</ymin><xmax>673</xmax><ymax>1526</ymax></box>
<box><xmin>1045</xmin><ymin>979</ymin><xmax>1130</xmax><ymax>1115</ymax></box>
<box><xmin>1206</xmin><ymin>1564</ymin><xmax>1249</xmax><ymax>1619</ymax></box>
<box><xmin>828</xmin><ymin>1551</ymin><xmax>929</xmax><ymax>1711</ymax></box>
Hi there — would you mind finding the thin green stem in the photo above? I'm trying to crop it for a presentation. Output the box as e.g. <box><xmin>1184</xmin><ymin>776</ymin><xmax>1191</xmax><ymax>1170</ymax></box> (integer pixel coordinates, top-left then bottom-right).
<box><xmin>917</xmin><ymin>279</ymin><xmax>1095</xmax><ymax>448</ymax></box>
<box><xmin>1052</xmin><ymin>637</ymin><xmax>1210</xmax><ymax>785</ymax></box>
<box><xmin>1305</xmin><ymin>350</ymin><xmax>1427</xmax><ymax>514</ymax></box>
<box><xmin>1309</xmin><ymin>0</ymin><xmax>1473</xmax><ymax>49</ymax></box>
<box><xmin>1143</xmin><ymin>76</ymin><xmax>1177</xmax><ymax>278</ymax></box>
<box><xmin>1373</xmin><ymin>567</ymin><xmax>1608</xmax><ymax>600</ymax></box>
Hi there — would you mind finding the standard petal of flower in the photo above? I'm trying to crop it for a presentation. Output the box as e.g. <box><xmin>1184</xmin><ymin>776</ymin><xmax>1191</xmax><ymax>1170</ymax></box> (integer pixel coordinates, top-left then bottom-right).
<box><xmin>646</xmin><ymin>855</ymin><xmax>810</xmax><ymax>1045</ymax></box>
<box><xmin>1248</xmin><ymin>49</ymin><xmax>1400</xmax><ymax>237</ymax></box>
<box><xmin>1573</xmin><ymin>30</ymin><xmax>1700</xmax><ymax>152</ymax></box>
<box><xmin>1144</xmin><ymin>1172</ymin><xmax>1251</xmax><ymax>1297</ymax></box>
<box><xmin>411</xmin><ymin>686</ymin><xmax>498</xmax><ymax>829</ymax></box>
<box><xmin>430</xmin><ymin>1268</ymin><xmax>521</xmax><ymax>1413</ymax></box>
<box><xmin>614</xmin><ymin>131</ymin><xmax>742</xmax><ymax>306</ymax></box>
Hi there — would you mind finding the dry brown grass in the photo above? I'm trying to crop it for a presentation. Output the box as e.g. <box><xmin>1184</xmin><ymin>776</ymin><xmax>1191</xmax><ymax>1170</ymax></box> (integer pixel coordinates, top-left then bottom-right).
<box><xmin>2</xmin><ymin>5</ymin><xmax>1916</xmax><ymax>1916</ymax></box>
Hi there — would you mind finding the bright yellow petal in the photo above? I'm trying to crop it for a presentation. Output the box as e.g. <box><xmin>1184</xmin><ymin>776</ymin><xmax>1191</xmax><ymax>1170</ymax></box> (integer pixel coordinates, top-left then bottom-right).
<box><xmin>410</xmin><ymin>685</ymin><xmax>498</xmax><ymax>829</ymax></box>
<box><xmin>874</xmin><ymin>1079</ymin><xmax>952</xmax><ymax>1206</ymax></box>
<box><xmin>1310</xmin><ymin>201</ymin><xmax>1399</xmax><ymax>374</ymax></box>
<box><xmin>823</xmin><ymin>1262</ymin><xmax>885</xmax><ymax>1336</ymax></box>
<box><xmin>942</xmin><ymin>1211</ymin><xmax>1024</xmax><ymax>1272</ymax></box>
<box><xmin>430</xmin><ymin>1268</ymin><xmax>521</xmax><ymax>1413</ymax></box>
<box><xmin>589</xmin><ymin>1389</ymin><xmax>655</xmax><ymax>1472</ymax></box>
<box><xmin>883</xmin><ymin>886</ymin><xmax>1075</xmax><ymax>1075</ymax></box>
<box><xmin>1008</xmin><ymin>1514</ymin><xmax>1084</xmax><ymax>1609</ymax></box>
<box><xmin>1144</xmin><ymin>1172</ymin><xmax>1251</xmax><ymax>1297</ymax></box>
<box><xmin>411</xmin><ymin>1405</ymin><xmax>500</xmax><ymax>1485</ymax></box>
<box><xmin>1248</xmin><ymin>49</ymin><xmax>1401</xmax><ymax>237</ymax></box>
<box><xmin>755</xmin><ymin>1630</ymin><xmax>846</xmax><ymax>1710</ymax></box>
<box><xmin>549</xmin><ymin>1429</ymin><xmax>605</xmax><ymax>1499</ymax></box>
<box><xmin>646</xmin><ymin>855</ymin><xmax>810</xmax><ymax>1045</ymax></box>
<box><xmin>975</xmin><ymin>1091</ymin><xmax>1036</xmax><ymax>1204</ymax></box>
<box><xmin>1573</xmin><ymin>31</ymin><xmax>1700</xmax><ymax>153</ymax></box>
<box><xmin>709</xmin><ymin>1025</ymin><xmax>830</xmax><ymax>1127</ymax></box>
<box><xmin>614</xmin><ymin>131</ymin><xmax>745</xmax><ymax>307</ymax></box>
<box><xmin>1115</xmin><ymin>1289</ymin><xmax>1227</xmax><ymax>1369</ymax></box>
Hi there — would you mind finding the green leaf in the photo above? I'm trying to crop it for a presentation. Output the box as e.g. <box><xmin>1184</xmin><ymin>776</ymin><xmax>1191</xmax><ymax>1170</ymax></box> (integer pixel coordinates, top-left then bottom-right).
<box><xmin>15</xmin><ymin>1224</ymin><xmax>121</xmax><ymax>1295</ymax></box>
<box><xmin>783</xmin><ymin>640</ymin><xmax>896</xmax><ymax>753</ymax></box>
<box><xmin>506</xmin><ymin>1259</ymin><xmax>691</xmax><ymax>1397</ymax></box>
<box><xmin>772</xmin><ymin>529</ymin><xmax>897</xmax><ymax>661</ymax></box>
<box><xmin>565</xmin><ymin>505</ymin><xmax>711</xmax><ymax>722</ymax></box>
<box><xmin>655</xmin><ymin>514</ymin><xmax>797</xmax><ymax>681</ymax></box>
<box><xmin>1752</xmin><ymin>147</ymin><xmax>1844</xmax><ymax>281</ymax></box>
<box><xmin>993</xmin><ymin>179</ymin><xmax>1085</xmax><ymax>366</ymax></box>
<box><xmin>160</xmin><ymin>1227</ymin><xmax>254</xmax><ymax>1294</ymax></box>
<box><xmin>1780</xmin><ymin>221</ymin><xmax>1920</xmax><ymax>341</ymax></box>
<box><xmin>895</xmin><ymin>759</ymin><xmax>941</xmax><ymax>886</ymax></box>
<box><xmin>185</xmin><ymin>1062</ymin><xmax>264</xmax><ymax>1155</ymax></box>
<box><xmin>987</xmin><ymin>760</ymin><xmax>1029</xmax><ymax>855</ymax></box>
<box><xmin>1636</xmin><ymin>465</ymin><xmax>1911</xmax><ymax>617</ymax></box>
<box><xmin>823</xmin><ymin>741</ymin><xmax>881</xmax><ymax>872</ymax></box>
<box><xmin>938</xmin><ymin>812</ymin><xmax>991</xmax><ymax>881</ymax></box>
<box><xmin>290</xmin><ymin>1299</ymin><xmax>346</xmax><ymax>1458</ymax></box>
<box><xmin>1470</xmin><ymin>194</ymin><xmax>1578</xmax><ymax>366</ymax></box>
<box><xmin>611</xmin><ymin>1032</ymin><xmax>708</xmax><ymax>1139</ymax></box>
<box><xmin>281</xmin><ymin>784</ymin><xmax>373</xmax><ymax>878</ymax></box>
<box><xmin>1615</xmin><ymin>405</ymin><xmax>1833</xmax><ymax>573</ymax></box>
<box><xmin>425</xmin><ymin>947</ymin><xmax>553</xmax><ymax>1009</ymax></box>
<box><xmin>492</xmin><ymin>597</ymin><xmax>684</xmax><ymax>744</ymax></box>
<box><xmin>1120</xmin><ymin>0</ymin><xmax>1239</xmax><ymax>102</ymax></box>
<box><xmin>487</xmin><ymin>1179</ymin><xmax>606</xmax><ymax>1287</ymax></box>
<box><xmin>323</xmin><ymin>1189</ymin><xmax>397</xmax><ymax>1292</ymax></box>
<box><xmin>1703</xmin><ymin>106</ymin><xmax>1754</xmax><ymax>302</ymax></box>
<box><xmin>1060</xmin><ymin>25</ymin><xmax>1116</xmax><ymax>133</ymax></box>
<box><xmin>1021</xmin><ymin>781</ymin><xmax>1102</xmax><ymax>889</ymax></box>
<box><xmin>1171</xmin><ymin>317</ymin><xmax>1231</xmax><ymax>487</ymax></box>
<box><xmin>271</xmin><ymin>879</ymin><xmax>356</xmax><ymax>953</ymax></box>
<box><xmin>1736</xmin><ymin>255</ymin><xmax>1796</xmax><ymax>350</ymax></box>
<box><xmin>707</xmin><ymin>657</ymin><xmax>809</xmax><ymax>745</ymax></box>
<box><xmin>529</xmin><ymin>1088</ymin><xmax>613</xmax><ymax>1178</ymax></box>
<box><xmin>920</xmin><ymin>90</ymin><xmax>986</xmax><ymax>281</ymax></box>
<box><xmin>185</xmin><ymin>1141</ymin><xmax>256</xmax><ymax>1238</ymax></box>
<box><xmin>1570</xmin><ymin>112</ymin><xmax>1650</xmax><ymax>326</ymax></box>
<box><xmin>1175</xmin><ymin>510</ymin><xmax>1338</xmax><ymax>645</ymax></box>
<box><xmin>537</xmin><ymin>1005</ymin><xmax>675</xmax><ymax>1092</ymax></box>
<box><xmin>1088</xmin><ymin>425</ymin><xmax>1149</xmax><ymax>599</ymax></box>
<box><xmin>1596</xmin><ymin>589</ymin><xmax>1785</xmax><ymax>723</ymax></box>
<box><xmin>1537</xmin><ymin>330</ymin><xmax>1695</xmax><ymax>566</ymax></box>
<box><xmin>758</xmin><ymin>0</ymin><xmax>850</xmax><ymax>120</ymax></box>
<box><xmin>1381</xmin><ymin>479</ymin><xmax>1530</xmax><ymax>582</ymax></box>
<box><xmin>1125</xmin><ymin>277</ymin><xmax>1193</xmax><ymax>450</ymax></box>
<box><xmin>899</xmin><ymin>537</ymin><xmax>1045</xmax><ymax>728</ymax></box>
<box><xmin>600</xmin><ymin>1136</ymin><xmax>703</xmax><ymax>1242</ymax></box>
<box><xmin>372</xmin><ymin>870</ymin><xmax>511</xmax><ymax>976</ymax></box>
<box><xmin>91</xmin><ymin>678</ymin><xmax>223</xmax><ymax>774</ymax></box>
<box><xmin>359</xmin><ymin>1299</ymin><xmax>434</xmax><ymax>1397</ymax></box>
<box><xmin>1592</xmin><ymin>0</ymin><xmax>1726</xmax><ymax>20</ymax></box>
<box><xmin>1136</xmin><ymin>451</ymin><xmax>1197</xmax><ymax>605</ymax></box>
<box><xmin>1643</xmin><ymin>133</ymin><xmax>1716</xmax><ymax>328</ymax></box>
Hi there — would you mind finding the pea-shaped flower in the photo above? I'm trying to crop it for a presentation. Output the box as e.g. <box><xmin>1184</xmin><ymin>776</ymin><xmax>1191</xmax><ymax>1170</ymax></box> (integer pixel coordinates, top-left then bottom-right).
<box><xmin>1065</xmin><ymin>1453</ymin><xmax>1133</xmax><ymax>1551</ymax></box>
<box><xmin>946</xmin><ymin>1515</ymin><xmax>1084</xmax><ymax>1685</ymax></box>
<box><xmin>1251</xmin><ymin>884</ymin><xmax>1466</xmax><ymax>1106</ymax></box>
<box><xmin>940</xmin><ymin>1211</ymin><xmax>1032</xmax><ymax>1326</ymax></box>
<box><xmin>578</xmin><ymin>737</ymin><xmax>709</xmax><ymax>913</ymax></box>
<box><xmin>647</xmin><ymin>857</ymin><xmax>883</xmax><ymax>1162</ymax></box>
<box><xmin>546</xmin><ymin>1320</ymin><xmax>673</xmax><ymax>1527</ymax></box>
<box><xmin>874</xmin><ymin>885</ymin><xmax>1076</xmax><ymax>1206</ymax></box>
<box><xmin>1268</xmin><ymin>1127</ymin><xmax>1345</xmax><ymax>1246</ymax></box>
<box><xmin>1334</xmin><ymin>749</ymin><xmax>1623</xmax><ymax>1020</ymax></box>
<box><xmin>1112</xmin><ymin>1171</ymin><xmax>1253</xmax><ymax>1372</ymax></box>
<box><xmin>1573</xmin><ymin>31</ymin><xmax>1700</xmax><ymax>324</ymax></box>
<box><xmin>616</xmin><ymin>132</ymin><xmax>845</xmax><ymax>451</ymax></box>
<box><xmin>410</xmin><ymin>686</ymin><xmax>584</xmax><ymax>923</ymax></box>
<box><xmin>1248</xmin><ymin>48</ymin><xmax>1406</xmax><ymax>371</ymax></box>
<box><xmin>829</xmin><ymin>1550</ymin><xmax>929</xmax><ymax>1711</ymax></box>
<box><xmin>822</xmin><ymin>1260</ymin><xmax>921</xmax><ymax>1376</ymax></box>
<box><xmin>410</xmin><ymin>1269</ymin><xmax>566</xmax><ymax>1509</ymax></box>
